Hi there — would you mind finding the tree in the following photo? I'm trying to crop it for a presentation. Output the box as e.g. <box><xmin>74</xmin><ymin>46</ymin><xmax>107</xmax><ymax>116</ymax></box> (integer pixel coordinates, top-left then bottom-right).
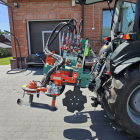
<box><xmin>0</xmin><ymin>29</ymin><xmax>9</xmax><ymax>35</ymax></box>
<box><xmin>0</xmin><ymin>29</ymin><xmax>4</xmax><ymax>35</ymax></box>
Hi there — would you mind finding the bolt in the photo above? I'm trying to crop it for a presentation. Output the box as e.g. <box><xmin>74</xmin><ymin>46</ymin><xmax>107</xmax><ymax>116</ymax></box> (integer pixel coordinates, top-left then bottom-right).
<box><xmin>74</xmin><ymin>96</ymin><xmax>76</xmax><ymax>98</ymax></box>
<box><xmin>76</xmin><ymin>103</ymin><xmax>78</xmax><ymax>105</ymax></box>
<box><xmin>71</xmin><ymin>103</ymin><xmax>73</xmax><ymax>105</ymax></box>
<box><xmin>77</xmin><ymin>99</ymin><xmax>79</xmax><ymax>101</ymax></box>
<box><xmin>70</xmin><ymin>99</ymin><xmax>72</xmax><ymax>100</ymax></box>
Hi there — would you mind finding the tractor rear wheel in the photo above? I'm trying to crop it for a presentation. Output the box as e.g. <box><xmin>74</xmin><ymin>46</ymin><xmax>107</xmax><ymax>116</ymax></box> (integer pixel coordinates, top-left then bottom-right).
<box><xmin>104</xmin><ymin>63</ymin><xmax>140</xmax><ymax>138</ymax></box>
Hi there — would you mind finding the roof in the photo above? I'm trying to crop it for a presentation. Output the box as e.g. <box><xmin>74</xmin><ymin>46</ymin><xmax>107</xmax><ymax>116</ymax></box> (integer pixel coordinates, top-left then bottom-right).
<box><xmin>0</xmin><ymin>43</ymin><xmax>12</xmax><ymax>49</ymax></box>
<box><xmin>2</xmin><ymin>34</ymin><xmax>11</xmax><ymax>42</ymax></box>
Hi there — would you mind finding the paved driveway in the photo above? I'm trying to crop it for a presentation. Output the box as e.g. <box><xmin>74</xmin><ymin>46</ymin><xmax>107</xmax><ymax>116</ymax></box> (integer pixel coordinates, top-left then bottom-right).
<box><xmin>0</xmin><ymin>65</ymin><xmax>139</xmax><ymax>140</ymax></box>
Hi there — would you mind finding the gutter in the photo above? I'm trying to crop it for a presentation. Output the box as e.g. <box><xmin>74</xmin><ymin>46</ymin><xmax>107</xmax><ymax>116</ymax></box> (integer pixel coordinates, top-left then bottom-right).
<box><xmin>81</xmin><ymin>5</ymin><xmax>84</xmax><ymax>38</ymax></box>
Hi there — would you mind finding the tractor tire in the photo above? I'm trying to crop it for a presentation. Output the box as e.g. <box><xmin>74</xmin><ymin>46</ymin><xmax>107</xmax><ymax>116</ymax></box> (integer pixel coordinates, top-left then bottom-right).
<box><xmin>104</xmin><ymin>63</ymin><xmax>140</xmax><ymax>138</ymax></box>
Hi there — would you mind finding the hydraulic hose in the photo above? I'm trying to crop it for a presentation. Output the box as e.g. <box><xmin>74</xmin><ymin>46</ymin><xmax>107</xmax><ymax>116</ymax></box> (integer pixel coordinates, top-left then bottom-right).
<box><xmin>78</xmin><ymin>19</ymin><xmax>83</xmax><ymax>35</ymax></box>
<box><xmin>42</xmin><ymin>22</ymin><xmax>73</xmax><ymax>86</ymax></box>
<box><xmin>4</xmin><ymin>30</ymin><xmax>27</xmax><ymax>74</ymax></box>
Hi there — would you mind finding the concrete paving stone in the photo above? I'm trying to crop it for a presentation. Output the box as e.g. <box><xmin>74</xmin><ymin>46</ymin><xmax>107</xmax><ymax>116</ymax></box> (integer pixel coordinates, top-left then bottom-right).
<box><xmin>41</xmin><ymin>132</ymin><xmax>49</xmax><ymax>138</ymax></box>
<box><xmin>13</xmin><ymin>121</ymin><xmax>24</xmax><ymax>126</ymax></box>
<box><xmin>0</xmin><ymin>66</ymin><xmax>139</xmax><ymax>140</ymax></box>
<box><xmin>44</xmin><ymin>117</ymin><xmax>53</xmax><ymax>122</ymax></box>
<box><xmin>28</xmin><ymin>126</ymin><xmax>38</xmax><ymax>131</ymax></box>
<box><xmin>41</xmin><ymin>122</ymin><xmax>50</xmax><ymax>126</ymax></box>
<box><xmin>21</xmin><ymin>131</ymin><xmax>42</xmax><ymax>138</ymax></box>
<box><xmin>12</xmin><ymin>132</ymin><xmax>23</xmax><ymax>138</ymax></box>
<box><xmin>38</xmin><ymin>117</ymin><xmax>46</xmax><ymax>122</ymax></box>
<box><xmin>4</xmin><ymin>121</ymin><xmax>14</xmax><ymax>126</ymax></box>
<box><xmin>4</xmin><ymin>132</ymin><xmax>15</xmax><ymax>138</ymax></box>
<box><xmin>36</xmin><ymin>126</ymin><xmax>43</xmax><ymax>132</ymax></box>
<box><xmin>11</xmin><ymin>126</ymin><xmax>24</xmax><ymax>132</ymax></box>
<box><xmin>22</xmin><ymin>125</ymin><xmax>30</xmax><ymax>132</ymax></box>
<box><xmin>0</xmin><ymin>126</ymin><xmax>8</xmax><ymax>131</ymax></box>
<box><xmin>36</xmin><ymin>138</ymin><xmax>47</xmax><ymax>140</ymax></box>
<box><xmin>30</xmin><ymin>121</ymin><xmax>42</xmax><ymax>126</ymax></box>
<box><xmin>23</xmin><ymin>121</ymin><xmax>31</xmax><ymax>126</ymax></box>
<box><xmin>6</xmin><ymin>126</ymin><xmax>14</xmax><ymax>131</ymax></box>
<box><xmin>26</xmin><ymin>116</ymin><xmax>39</xmax><ymax>122</ymax></box>
<box><xmin>52</xmin><ymin>126</ymin><xmax>67</xmax><ymax>132</ymax></box>
<box><xmin>42</xmin><ymin>126</ymin><xmax>53</xmax><ymax>132</ymax></box>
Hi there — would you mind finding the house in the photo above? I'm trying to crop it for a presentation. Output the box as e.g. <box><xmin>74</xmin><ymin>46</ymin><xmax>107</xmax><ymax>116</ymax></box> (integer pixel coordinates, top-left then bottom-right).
<box><xmin>1</xmin><ymin>0</ymin><xmax>116</xmax><ymax>67</ymax></box>
<box><xmin>0</xmin><ymin>42</ymin><xmax>12</xmax><ymax>56</ymax></box>
<box><xmin>0</xmin><ymin>34</ymin><xmax>11</xmax><ymax>44</ymax></box>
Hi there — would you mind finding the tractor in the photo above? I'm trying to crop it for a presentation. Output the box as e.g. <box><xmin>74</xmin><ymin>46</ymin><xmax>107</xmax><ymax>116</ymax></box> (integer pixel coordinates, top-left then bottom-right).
<box><xmin>16</xmin><ymin>0</ymin><xmax>140</xmax><ymax>138</ymax></box>
<box><xmin>76</xmin><ymin>0</ymin><xmax>140</xmax><ymax>138</ymax></box>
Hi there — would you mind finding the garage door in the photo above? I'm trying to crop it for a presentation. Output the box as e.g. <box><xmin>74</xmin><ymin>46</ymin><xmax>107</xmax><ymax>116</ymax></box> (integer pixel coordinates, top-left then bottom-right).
<box><xmin>29</xmin><ymin>20</ymin><xmax>68</xmax><ymax>54</ymax></box>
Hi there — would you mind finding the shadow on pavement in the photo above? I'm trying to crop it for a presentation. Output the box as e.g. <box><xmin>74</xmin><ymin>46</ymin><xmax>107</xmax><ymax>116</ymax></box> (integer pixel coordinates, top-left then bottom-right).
<box><xmin>25</xmin><ymin>66</ymin><xmax>44</xmax><ymax>76</ymax></box>
<box><xmin>63</xmin><ymin>111</ymin><xmax>140</xmax><ymax>140</ymax></box>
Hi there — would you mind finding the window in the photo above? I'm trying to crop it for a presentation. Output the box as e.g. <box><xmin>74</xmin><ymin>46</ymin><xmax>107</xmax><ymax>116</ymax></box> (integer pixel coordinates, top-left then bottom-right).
<box><xmin>119</xmin><ymin>2</ymin><xmax>136</xmax><ymax>34</ymax></box>
<box><xmin>102</xmin><ymin>10</ymin><xmax>113</xmax><ymax>41</ymax></box>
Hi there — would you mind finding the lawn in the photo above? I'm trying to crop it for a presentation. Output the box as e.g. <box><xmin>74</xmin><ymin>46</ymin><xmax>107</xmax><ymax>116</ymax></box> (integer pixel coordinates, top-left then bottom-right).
<box><xmin>0</xmin><ymin>57</ymin><xmax>13</xmax><ymax>65</ymax></box>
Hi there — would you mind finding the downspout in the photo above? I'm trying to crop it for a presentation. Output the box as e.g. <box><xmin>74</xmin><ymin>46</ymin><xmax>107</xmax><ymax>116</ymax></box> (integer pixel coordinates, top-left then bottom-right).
<box><xmin>0</xmin><ymin>0</ymin><xmax>18</xmax><ymax>68</ymax></box>
<box><xmin>81</xmin><ymin>5</ymin><xmax>84</xmax><ymax>38</ymax></box>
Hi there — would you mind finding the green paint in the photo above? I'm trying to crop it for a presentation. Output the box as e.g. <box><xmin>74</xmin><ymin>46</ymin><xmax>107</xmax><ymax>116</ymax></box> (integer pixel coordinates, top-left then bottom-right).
<box><xmin>43</xmin><ymin>38</ymin><xmax>90</xmax><ymax>88</ymax></box>
<box><xmin>43</xmin><ymin>64</ymin><xmax>90</xmax><ymax>88</ymax></box>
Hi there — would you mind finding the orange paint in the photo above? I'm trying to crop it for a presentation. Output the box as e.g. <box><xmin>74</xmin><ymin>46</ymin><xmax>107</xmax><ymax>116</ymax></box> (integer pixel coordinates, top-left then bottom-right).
<box><xmin>46</xmin><ymin>51</ymin><xmax>55</xmax><ymax>66</ymax></box>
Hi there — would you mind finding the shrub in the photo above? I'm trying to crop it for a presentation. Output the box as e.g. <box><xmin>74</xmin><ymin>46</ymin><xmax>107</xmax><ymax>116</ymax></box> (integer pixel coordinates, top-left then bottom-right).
<box><xmin>0</xmin><ymin>48</ymin><xmax>6</xmax><ymax>58</ymax></box>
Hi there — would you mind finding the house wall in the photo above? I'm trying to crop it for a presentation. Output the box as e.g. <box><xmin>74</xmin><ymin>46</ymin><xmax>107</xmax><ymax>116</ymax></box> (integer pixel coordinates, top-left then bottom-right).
<box><xmin>7</xmin><ymin>0</ymin><xmax>116</xmax><ymax>58</ymax></box>
<box><xmin>7</xmin><ymin>0</ymin><xmax>82</xmax><ymax>58</ymax></box>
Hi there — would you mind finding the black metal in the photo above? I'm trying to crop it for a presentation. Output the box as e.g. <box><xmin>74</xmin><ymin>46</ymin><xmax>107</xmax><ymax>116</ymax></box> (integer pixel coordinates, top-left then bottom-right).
<box><xmin>52</xmin><ymin>96</ymin><xmax>56</xmax><ymax>101</ymax></box>
<box><xmin>63</xmin><ymin>88</ymin><xmax>87</xmax><ymax>113</ymax></box>
<box><xmin>69</xmin><ymin>69</ymin><xmax>73</xmax><ymax>77</ymax></box>
<box><xmin>29</xmin><ymin>95</ymin><xmax>34</xmax><ymax>103</ymax></box>
<box><xmin>91</xmin><ymin>97</ymin><xmax>100</xmax><ymax>107</ymax></box>
<box><xmin>81</xmin><ymin>5</ymin><xmax>84</xmax><ymax>38</ymax></box>
<box><xmin>37</xmin><ymin>94</ymin><xmax>40</xmax><ymax>98</ymax></box>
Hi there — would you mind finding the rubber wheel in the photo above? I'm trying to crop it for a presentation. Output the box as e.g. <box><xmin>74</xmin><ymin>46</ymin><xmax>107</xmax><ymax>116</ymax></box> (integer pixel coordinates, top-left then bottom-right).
<box><xmin>104</xmin><ymin>63</ymin><xmax>140</xmax><ymax>138</ymax></box>
<box><xmin>41</xmin><ymin>76</ymin><xmax>65</xmax><ymax>97</ymax></box>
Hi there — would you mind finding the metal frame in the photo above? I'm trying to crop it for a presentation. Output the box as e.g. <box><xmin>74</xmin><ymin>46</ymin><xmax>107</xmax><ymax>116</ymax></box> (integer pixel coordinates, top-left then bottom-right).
<box><xmin>42</xmin><ymin>31</ymin><xmax>61</xmax><ymax>55</ymax></box>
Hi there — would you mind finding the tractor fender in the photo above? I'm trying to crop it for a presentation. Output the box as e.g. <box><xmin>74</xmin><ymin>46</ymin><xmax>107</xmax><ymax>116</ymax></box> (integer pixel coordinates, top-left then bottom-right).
<box><xmin>114</xmin><ymin>57</ymin><xmax>140</xmax><ymax>74</ymax></box>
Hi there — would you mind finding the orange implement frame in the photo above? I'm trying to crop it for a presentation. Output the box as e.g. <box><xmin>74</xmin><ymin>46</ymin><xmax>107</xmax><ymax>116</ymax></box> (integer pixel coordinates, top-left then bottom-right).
<box><xmin>50</xmin><ymin>70</ymin><xmax>78</xmax><ymax>86</ymax></box>
<box><xmin>46</xmin><ymin>51</ymin><xmax>55</xmax><ymax>66</ymax></box>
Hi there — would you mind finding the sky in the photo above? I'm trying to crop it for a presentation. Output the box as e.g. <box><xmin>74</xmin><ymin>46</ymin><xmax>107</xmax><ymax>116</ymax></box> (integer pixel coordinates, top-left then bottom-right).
<box><xmin>0</xmin><ymin>4</ymin><xmax>10</xmax><ymax>32</ymax></box>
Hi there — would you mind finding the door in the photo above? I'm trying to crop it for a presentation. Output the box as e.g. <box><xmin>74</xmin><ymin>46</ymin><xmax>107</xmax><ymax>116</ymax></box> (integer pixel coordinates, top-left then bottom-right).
<box><xmin>29</xmin><ymin>20</ymin><xmax>68</xmax><ymax>54</ymax></box>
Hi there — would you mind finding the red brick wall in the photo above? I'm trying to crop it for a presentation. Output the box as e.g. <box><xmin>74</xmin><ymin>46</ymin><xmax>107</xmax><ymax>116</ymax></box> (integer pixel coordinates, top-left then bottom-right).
<box><xmin>84</xmin><ymin>1</ymin><xmax>114</xmax><ymax>38</ymax></box>
<box><xmin>7</xmin><ymin>0</ymin><xmax>82</xmax><ymax>58</ymax></box>
<box><xmin>7</xmin><ymin>0</ymin><xmax>116</xmax><ymax>58</ymax></box>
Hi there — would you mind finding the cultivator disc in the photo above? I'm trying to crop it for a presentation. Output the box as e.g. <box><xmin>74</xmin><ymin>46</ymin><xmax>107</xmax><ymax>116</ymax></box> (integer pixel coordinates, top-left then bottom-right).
<box><xmin>63</xmin><ymin>89</ymin><xmax>87</xmax><ymax>113</ymax></box>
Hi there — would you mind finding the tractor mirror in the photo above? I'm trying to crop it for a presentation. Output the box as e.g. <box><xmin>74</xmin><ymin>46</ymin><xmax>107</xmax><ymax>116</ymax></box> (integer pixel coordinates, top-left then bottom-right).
<box><xmin>75</xmin><ymin>0</ymin><xmax>111</xmax><ymax>5</ymax></box>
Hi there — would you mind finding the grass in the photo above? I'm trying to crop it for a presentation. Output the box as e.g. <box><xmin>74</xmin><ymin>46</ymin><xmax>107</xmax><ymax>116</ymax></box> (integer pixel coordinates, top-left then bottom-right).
<box><xmin>0</xmin><ymin>57</ymin><xmax>13</xmax><ymax>65</ymax></box>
